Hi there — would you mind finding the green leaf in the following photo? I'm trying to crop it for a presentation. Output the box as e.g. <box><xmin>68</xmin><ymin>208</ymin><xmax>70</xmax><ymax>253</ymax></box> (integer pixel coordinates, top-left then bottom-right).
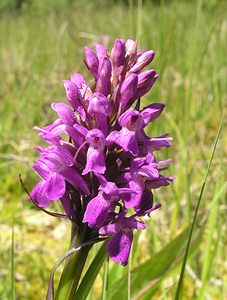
<box><xmin>101</xmin><ymin>256</ymin><xmax>109</xmax><ymax>300</ymax></box>
<box><xmin>74</xmin><ymin>240</ymin><xmax>108</xmax><ymax>300</ymax></box>
<box><xmin>108</xmin><ymin>221</ymin><xmax>205</xmax><ymax>300</ymax></box>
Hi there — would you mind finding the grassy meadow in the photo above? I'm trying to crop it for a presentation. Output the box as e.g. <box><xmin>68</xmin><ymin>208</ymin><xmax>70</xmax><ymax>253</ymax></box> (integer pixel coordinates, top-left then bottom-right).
<box><xmin>0</xmin><ymin>0</ymin><xmax>226</xmax><ymax>299</ymax></box>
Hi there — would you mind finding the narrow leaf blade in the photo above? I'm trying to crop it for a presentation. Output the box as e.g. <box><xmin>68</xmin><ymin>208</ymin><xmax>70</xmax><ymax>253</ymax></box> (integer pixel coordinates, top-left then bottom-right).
<box><xmin>75</xmin><ymin>240</ymin><xmax>108</xmax><ymax>300</ymax></box>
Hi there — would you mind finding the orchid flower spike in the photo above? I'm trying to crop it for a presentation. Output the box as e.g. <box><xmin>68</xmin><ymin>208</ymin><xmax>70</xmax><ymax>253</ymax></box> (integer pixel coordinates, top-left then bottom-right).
<box><xmin>30</xmin><ymin>38</ymin><xmax>173</xmax><ymax>266</ymax></box>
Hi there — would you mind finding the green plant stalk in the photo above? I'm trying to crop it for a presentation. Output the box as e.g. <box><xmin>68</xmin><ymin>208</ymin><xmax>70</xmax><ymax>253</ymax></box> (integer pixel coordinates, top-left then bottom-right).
<box><xmin>55</xmin><ymin>224</ymin><xmax>92</xmax><ymax>300</ymax></box>
<box><xmin>74</xmin><ymin>240</ymin><xmax>108</xmax><ymax>300</ymax></box>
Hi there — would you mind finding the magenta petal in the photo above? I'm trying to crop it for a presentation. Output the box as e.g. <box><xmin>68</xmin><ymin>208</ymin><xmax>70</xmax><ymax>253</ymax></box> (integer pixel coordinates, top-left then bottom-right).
<box><xmin>95</xmin><ymin>43</ymin><xmax>108</xmax><ymax>59</ymax></box>
<box><xmin>82</xmin><ymin>147</ymin><xmax>106</xmax><ymax>175</ymax></box>
<box><xmin>30</xmin><ymin>181</ymin><xmax>51</xmax><ymax>207</ymax></box>
<box><xmin>84</xmin><ymin>47</ymin><xmax>99</xmax><ymax>79</ymax></box>
<box><xmin>107</xmin><ymin>128</ymin><xmax>138</xmax><ymax>156</ymax></box>
<box><xmin>70</xmin><ymin>73</ymin><xmax>85</xmax><ymax>88</ymax></box>
<box><xmin>82</xmin><ymin>193</ymin><xmax>110</xmax><ymax>228</ymax></box>
<box><xmin>86</xmin><ymin>129</ymin><xmax>106</xmax><ymax>150</ymax></box>
<box><xmin>106</xmin><ymin>130</ymin><xmax>120</xmax><ymax>145</ymax></box>
<box><xmin>111</xmin><ymin>38</ymin><xmax>126</xmax><ymax>67</ymax></box>
<box><xmin>83</xmin><ymin>129</ymin><xmax>106</xmax><ymax>174</ymax></box>
<box><xmin>147</xmin><ymin>136</ymin><xmax>172</xmax><ymax>151</ymax></box>
<box><xmin>118</xmin><ymin>109</ymin><xmax>144</xmax><ymax>131</ymax></box>
<box><xmin>61</xmin><ymin>167</ymin><xmax>90</xmax><ymax>195</ymax></box>
<box><xmin>107</xmin><ymin>231</ymin><xmax>133</xmax><ymax>266</ymax></box>
<box><xmin>88</xmin><ymin>92</ymin><xmax>110</xmax><ymax>116</ymax></box>
<box><xmin>122</xmin><ymin>181</ymin><xmax>144</xmax><ymax>209</ymax></box>
<box><xmin>44</xmin><ymin>173</ymin><xmax>66</xmax><ymax>200</ymax></box>
<box><xmin>88</xmin><ymin>93</ymin><xmax>110</xmax><ymax>135</ymax></box>
<box><xmin>51</xmin><ymin>102</ymin><xmax>77</xmax><ymax>126</ymax></box>
<box><xmin>130</xmin><ymin>50</ymin><xmax>155</xmax><ymax>73</ymax></box>
<box><xmin>30</xmin><ymin>173</ymin><xmax>65</xmax><ymax>207</ymax></box>
<box><xmin>33</xmin><ymin>159</ymin><xmax>51</xmax><ymax>180</ymax></box>
<box><xmin>63</xmin><ymin>80</ymin><xmax>80</xmax><ymax>111</ymax></box>
<box><xmin>96</xmin><ymin>57</ymin><xmax>111</xmax><ymax>96</ymax></box>
<box><xmin>137</xmin><ymin>202</ymin><xmax>161</xmax><ymax>217</ymax></box>
<box><xmin>137</xmin><ymin>69</ymin><xmax>156</xmax><ymax>88</ymax></box>
<box><xmin>141</xmin><ymin>103</ymin><xmax>165</xmax><ymax>125</ymax></box>
<box><xmin>134</xmin><ymin>74</ymin><xmax>158</xmax><ymax>99</ymax></box>
<box><xmin>60</xmin><ymin>192</ymin><xmax>73</xmax><ymax>217</ymax></box>
<box><xmin>99</xmin><ymin>223</ymin><xmax>121</xmax><ymax>235</ymax></box>
<box><xmin>118</xmin><ymin>128</ymin><xmax>138</xmax><ymax>156</ymax></box>
<box><xmin>123</xmin><ymin>218</ymin><xmax>146</xmax><ymax>230</ymax></box>
<box><xmin>101</xmin><ymin>181</ymin><xmax>119</xmax><ymax>196</ymax></box>
<box><xmin>136</xmin><ymin>165</ymin><xmax>160</xmax><ymax>180</ymax></box>
<box><xmin>120</xmin><ymin>74</ymin><xmax>138</xmax><ymax>111</ymax></box>
<box><xmin>135</xmin><ymin>189</ymin><xmax>153</xmax><ymax>213</ymax></box>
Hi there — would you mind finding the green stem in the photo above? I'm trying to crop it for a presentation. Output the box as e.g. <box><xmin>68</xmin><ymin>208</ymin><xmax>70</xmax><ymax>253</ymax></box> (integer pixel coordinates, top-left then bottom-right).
<box><xmin>55</xmin><ymin>224</ymin><xmax>92</xmax><ymax>300</ymax></box>
<box><xmin>101</xmin><ymin>256</ymin><xmax>109</xmax><ymax>300</ymax></box>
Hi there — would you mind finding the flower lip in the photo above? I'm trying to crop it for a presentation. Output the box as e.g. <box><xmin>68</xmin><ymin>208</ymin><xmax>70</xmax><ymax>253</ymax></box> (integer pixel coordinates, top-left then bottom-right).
<box><xmin>86</xmin><ymin>129</ymin><xmax>106</xmax><ymax>150</ymax></box>
<box><xmin>118</xmin><ymin>109</ymin><xmax>144</xmax><ymax>131</ymax></box>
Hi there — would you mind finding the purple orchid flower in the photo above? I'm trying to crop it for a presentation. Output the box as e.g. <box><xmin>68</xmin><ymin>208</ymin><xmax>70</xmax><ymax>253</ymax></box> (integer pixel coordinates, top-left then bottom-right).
<box><xmin>31</xmin><ymin>145</ymin><xmax>90</xmax><ymax>208</ymax></box>
<box><xmin>29</xmin><ymin>38</ymin><xmax>174</xmax><ymax>267</ymax></box>
<box><xmin>82</xmin><ymin>129</ymin><xmax>106</xmax><ymax>175</ymax></box>
<box><xmin>99</xmin><ymin>212</ymin><xmax>146</xmax><ymax>266</ymax></box>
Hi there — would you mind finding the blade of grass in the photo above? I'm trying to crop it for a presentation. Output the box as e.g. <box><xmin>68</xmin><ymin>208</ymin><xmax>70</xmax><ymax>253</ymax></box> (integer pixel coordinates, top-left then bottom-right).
<box><xmin>174</xmin><ymin>116</ymin><xmax>224</xmax><ymax>300</ymax></box>
<box><xmin>10</xmin><ymin>216</ymin><xmax>15</xmax><ymax>300</ymax></box>
<box><xmin>198</xmin><ymin>183</ymin><xmax>220</xmax><ymax>300</ymax></box>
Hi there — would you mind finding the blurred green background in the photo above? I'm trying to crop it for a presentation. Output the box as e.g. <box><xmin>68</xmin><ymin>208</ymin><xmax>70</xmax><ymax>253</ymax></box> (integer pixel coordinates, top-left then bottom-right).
<box><xmin>0</xmin><ymin>0</ymin><xmax>226</xmax><ymax>299</ymax></box>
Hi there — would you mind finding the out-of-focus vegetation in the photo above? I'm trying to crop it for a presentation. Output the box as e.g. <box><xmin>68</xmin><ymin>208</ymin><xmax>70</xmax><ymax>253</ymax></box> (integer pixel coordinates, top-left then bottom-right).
<box><xmin>0</xmin><ymin>0</ymin><xmax>226</xmax><ymax>299</ymax></box>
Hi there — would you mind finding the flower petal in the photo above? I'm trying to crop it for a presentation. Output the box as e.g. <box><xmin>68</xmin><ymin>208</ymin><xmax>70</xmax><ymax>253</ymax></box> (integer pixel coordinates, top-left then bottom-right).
<box><xmin>107</xmin><ymin>231</ymin><xmax>133</xmax><ymax>266</ymax></box>
<box><xmin>82</xmin><ymin>146</ymin><xmax>106</xmax><ymax>175</ymax></box>
<box><xmin>61</xmin><ymin>167</ymin><xmax>90</xmax><ymax>195</ymax></box>
<box><xmin>44</xmin><ymin>172</ymin><xmax>66</xmax><ymax>200</ymax></box>
<box><xmin>99</xmin><ymin>223</ymin><xmax>121</xmax><ymax>235</ymax></box>
<box><xmin>30</xmin><ymin>173</ymin><xmax>65</xmax><ymax>207</ymax></box>
<box><xmin>83</xmin><ymin>193</ymin><xmax>110</xmax><ymax>228</ymax></box>
<box><xmin>51</xmin><ymin>102</ymin><xmax>77</xmax><ymax>126</ymax></box>
<box><xmin>60</xmin><ymin>192</ymin><xmax>73</xmax><ymax>218</ymax></box>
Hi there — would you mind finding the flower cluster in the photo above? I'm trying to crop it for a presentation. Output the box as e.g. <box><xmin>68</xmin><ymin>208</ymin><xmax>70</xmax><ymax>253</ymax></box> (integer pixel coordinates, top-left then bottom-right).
<box><xmin>30</xmin><ymin>38</ymin><xmax>173</xmax><ymax>266</ymax></box>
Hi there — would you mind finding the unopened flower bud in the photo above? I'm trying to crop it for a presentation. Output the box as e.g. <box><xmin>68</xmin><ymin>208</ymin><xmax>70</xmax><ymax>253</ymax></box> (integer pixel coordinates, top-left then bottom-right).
<box><xmin>125</xmin><ymin>39</ymin><xmax>137</xmax><ymax>57</ymax></box>
<box><xmin>96</xmin><ymin>57</ymin><xmax>112</xmax><ymax>96</ymax></box>
<box><xmin>84</xmin><ymin>47</ymin><xmax>99</xmax><ymax>79</ymax></box>
<box><xmin>95</xmin><ymin>43</ymin><xmax>108</xmax><ymax>59</ymax></box>
<box><xmin>88</xmin><ymin>92</ymin><xmax>110</xmax><ymax>116</ymax></box>
<box><xmin>120</xmin><ymin>73</ymin><xmax>138</xmax><ymax>111</ymax></box>
<box><xmin>130</xmin><ymin>50</ymin><xmax>155</xmax><ymax>73</ymax></box>
<box><xmin>70</xmin><ymin>73</ymin><xmax>85</xmax><ymax>89</ymax></box>
<box><xmin>63</xmin><ymin>80</ymin><xmax>79</xmax><ymax>110</ymax></box>
<box><xmin>137</xmin><ymin>69</ymin><xmax>156</xmax><ymax>88</ymax></box>
<box><xmin>134</xmin><ymin>74</ymin><xmax>159</xmax><ymax>99</ymax></box>
<box><xmin>111</xmin><ymin>38</ymin><xmax>126</xmax><ymax>67</ymax></box>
